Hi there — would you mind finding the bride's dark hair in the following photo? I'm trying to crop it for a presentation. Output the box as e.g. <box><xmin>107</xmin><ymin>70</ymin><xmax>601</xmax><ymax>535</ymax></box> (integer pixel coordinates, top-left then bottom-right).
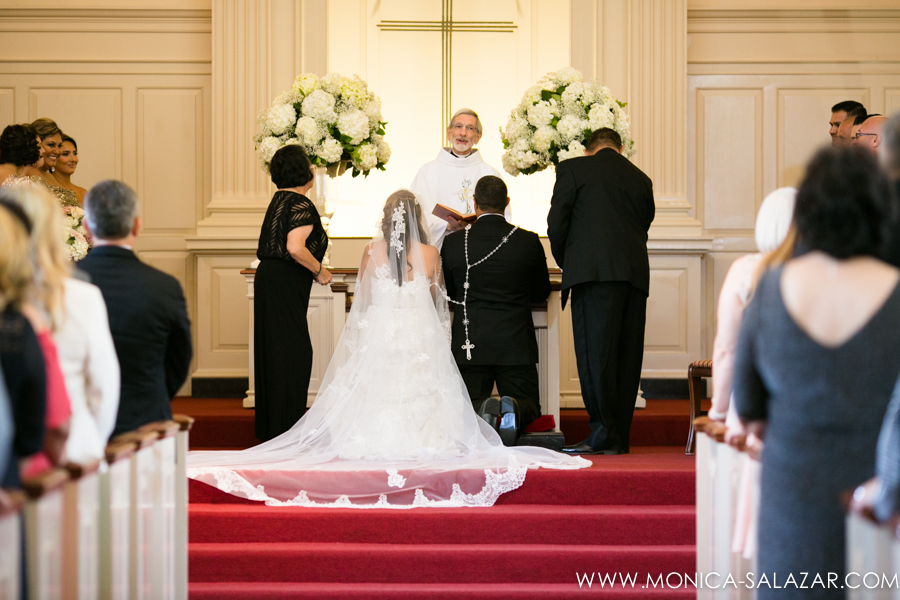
<box><xmin>380</xmin><ymin>189</ymin><xmax>429</xmax><ymax>285</ymax></box>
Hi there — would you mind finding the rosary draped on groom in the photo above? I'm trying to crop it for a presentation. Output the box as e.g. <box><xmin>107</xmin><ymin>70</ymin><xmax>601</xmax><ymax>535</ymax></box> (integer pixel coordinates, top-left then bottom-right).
<box><xmin>441</xmin><ymin>176</ymin><xmax>551</xmax><ymax>436</ymax></box>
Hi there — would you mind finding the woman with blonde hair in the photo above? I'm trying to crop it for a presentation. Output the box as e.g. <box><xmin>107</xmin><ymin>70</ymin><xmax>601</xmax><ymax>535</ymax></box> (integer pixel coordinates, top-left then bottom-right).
<box><xmin>0</xmin><ymin>202</ymin><xmax>46</xmax><ymax>489</ymax></box>
<box><xmin>3</xmin><ymin>183</ymin><xmax>119</xmax><ymax>465</ymax></box>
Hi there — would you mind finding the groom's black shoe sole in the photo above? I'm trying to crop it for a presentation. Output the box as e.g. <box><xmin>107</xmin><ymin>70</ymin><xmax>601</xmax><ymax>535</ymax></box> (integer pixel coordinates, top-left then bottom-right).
<box><xmin>476</xmin><ymin>398</ymin><xmax>501</xmax><ymax>430</ymax></box>
<box><xmin>497</xmin><ymin>396</ymin><xmax>518</xmax><ymax>447</ymax></box>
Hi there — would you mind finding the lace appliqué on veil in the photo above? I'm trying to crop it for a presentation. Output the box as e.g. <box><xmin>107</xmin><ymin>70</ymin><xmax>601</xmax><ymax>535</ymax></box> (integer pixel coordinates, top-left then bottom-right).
<box><xmin>188</xmin><ymin>456</ymin><xmax>531</xmax><ymax>509</ymax></box>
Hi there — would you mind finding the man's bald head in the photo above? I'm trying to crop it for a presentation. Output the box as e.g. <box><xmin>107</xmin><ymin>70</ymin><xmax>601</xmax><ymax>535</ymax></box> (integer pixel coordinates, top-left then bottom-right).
<box><xmin>855</xmin><ymin>115</ymin><xmax>887</xmax><ymax>155</ymax></box>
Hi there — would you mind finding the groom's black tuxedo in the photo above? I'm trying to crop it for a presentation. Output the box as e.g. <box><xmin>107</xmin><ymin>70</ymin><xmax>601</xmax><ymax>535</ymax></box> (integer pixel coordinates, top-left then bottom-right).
<box><xmin>440</xmin><ymin>214</ymin><xmax>550</xmax><ymax>428</ymax></box>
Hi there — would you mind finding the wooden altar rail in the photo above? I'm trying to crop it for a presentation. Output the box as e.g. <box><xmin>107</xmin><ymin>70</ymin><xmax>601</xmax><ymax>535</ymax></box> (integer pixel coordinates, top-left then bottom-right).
<box><xmin>693</xmin><ymin>416</ymin><xmax>757</xmax><ymax>600</ymax></box>
<box><xmin>2</xmin><ymin>415</ymin><xmax>193</xmax><ymax>600</ymax></box>
<box><xmin>241</xmin><ymin>267</ymin><xmax>565</xmax><ymax>424</ymax></box>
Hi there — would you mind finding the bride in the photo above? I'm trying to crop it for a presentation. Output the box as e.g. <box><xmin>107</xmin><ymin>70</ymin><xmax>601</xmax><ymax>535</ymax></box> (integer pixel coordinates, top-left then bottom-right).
<box><xmin>188</xmin><ymin>190</ymin><xmax>589</xmax><ymax>508</ymax></box>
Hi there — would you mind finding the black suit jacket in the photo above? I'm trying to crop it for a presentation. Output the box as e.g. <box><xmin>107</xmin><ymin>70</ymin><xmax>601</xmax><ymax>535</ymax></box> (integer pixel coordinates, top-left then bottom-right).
<box><xmin>441</xmin><ymin>215</ymin><xmax>551</xmax><ymax>365</ymax></box>
<box><xmin>547</xmin><ymin>149</ymin><xmax>655</xmax><ymax>307</ymax></box>
<box><xmin>78</xmin><ymin>246</ymin><xmax>192</xmax><ymax>436</ymax></box>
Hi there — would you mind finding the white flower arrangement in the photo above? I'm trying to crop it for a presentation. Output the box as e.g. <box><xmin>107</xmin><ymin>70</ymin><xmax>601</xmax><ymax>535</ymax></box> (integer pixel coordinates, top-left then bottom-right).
<box><xmin>62</xmin><ymin>205</ymin><xmax>90</xmax><ymax>261</ymax></box>
<box><xmin>254</xmin><ymin>73</ymin><xmax>391</xmax><ymax>178</ymax></box>
<box><xmin>500</xmin><ymin>67</ymin><xmax>635</xmax><ymax>176</ymax></box>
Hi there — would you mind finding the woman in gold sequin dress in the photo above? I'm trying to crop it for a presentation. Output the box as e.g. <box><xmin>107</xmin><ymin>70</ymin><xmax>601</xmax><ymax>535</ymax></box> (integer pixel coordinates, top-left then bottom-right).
<box><xmin>30</xmin><ymin>118</ymin><xmax>79</xmax><ymax>208</ymax></box>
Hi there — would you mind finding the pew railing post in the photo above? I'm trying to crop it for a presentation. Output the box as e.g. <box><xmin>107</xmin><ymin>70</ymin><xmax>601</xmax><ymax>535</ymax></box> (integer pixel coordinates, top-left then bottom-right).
<box><xmin>172</xmin><ymin>414</ymin><xmax>194</xmax><ymax>600</ymax></box>
<box><xmin>62</xmin><ymin>459</ymin><xmax>103</xmax><ymax>600</ymax></box>
<box><xmin>0</xmin><ymin>490</ymin><xmax>26</xmax><ymax>599</ymax></box>
<box><xmin>111</xmin><ymin>430</ymin><xmax>157</xmax><ymax>600</ymax></box>
<box><xmin>99</xmin><ymin>441</ymin><xmax>136</xmax><ymax>600</ymax></box>
<box><xmin>22</xmin><ymin>468</ymin><xmax>69</xmax><ymax>600</ymax></box>
<box><xmin>139</xmin><ymin>421</ymin><xmax>181</xmax><ymax>600</ymax></box>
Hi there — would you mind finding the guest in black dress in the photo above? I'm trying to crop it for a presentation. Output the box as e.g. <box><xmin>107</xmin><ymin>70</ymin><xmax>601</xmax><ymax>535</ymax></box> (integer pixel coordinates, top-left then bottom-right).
<box><xmin>0</xmin><ymin>203</ymin><xmax>46</xmax><ymax>489</ymax></box>
<box><xmin>255</xmin><ymin>145</ymin><xmax>331</xmax><ymax>440</ymax></box>
<box><xmin>734</xmin><ymin>146</ymin><xmax>900</xmax><ymax>598</ymax></box>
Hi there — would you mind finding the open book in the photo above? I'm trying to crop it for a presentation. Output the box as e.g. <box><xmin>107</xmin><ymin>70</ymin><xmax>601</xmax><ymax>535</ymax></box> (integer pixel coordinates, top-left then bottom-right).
<box><xmin>432</xmin><ymin>203</ymin><xmax>477</xmax><ymax>224</ymax></box>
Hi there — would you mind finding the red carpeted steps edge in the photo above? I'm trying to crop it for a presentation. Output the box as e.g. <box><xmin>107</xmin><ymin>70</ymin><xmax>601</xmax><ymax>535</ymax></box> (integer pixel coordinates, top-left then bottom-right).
<box><xmin>189</xmin><ymin>504</ymin><xmax>695</xmax><ymax>545</ymax></box>
<box><xmin>189</xmin><ymin>582</ymin><xmax>697</xmax><ymax>599</ymax></box>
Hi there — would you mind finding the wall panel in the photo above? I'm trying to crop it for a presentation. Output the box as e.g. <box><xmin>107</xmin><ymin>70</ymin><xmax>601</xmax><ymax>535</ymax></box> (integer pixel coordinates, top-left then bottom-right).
<box><xmin>137</xmin><ymin>88</ymin><xmax>204</xmax><ymax>232</ymax></box>
<box><xmin>698</xmin><ymin>89</ymin><xmax>762</xmax><ymax>231</ymax></box>
<box><xmin>195</xmin><ymin>255</ymin><xmax>254</xmax><ymax>377</ymax></box>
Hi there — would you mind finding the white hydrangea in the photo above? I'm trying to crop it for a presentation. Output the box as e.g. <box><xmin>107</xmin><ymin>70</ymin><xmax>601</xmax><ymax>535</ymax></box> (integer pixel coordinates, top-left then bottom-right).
<box><xmin>292</xmin><ymin>73</ymin><xmax>320</xmax><ymax>95</ymax></box>
<box><xmin>257</xmin><ymin>136</ymin><xmax>283</xmax><ymax>163</ymax></box>
<box><xmin>556</xmin><ymin>114</ymin><xmax>586</xmax><ymax>145</ymax></box>
<box><xmin>256</xmin><ymin>72</ymin><xmax>390</xmax><ymax>176</ymax></box>
<box><xmin>500</xmin><ymin>67</ymin><xmax>634</xmax><ymax>175</ymax></box>
<box><xmin>301</xmin><ymin>89</ymin><xmax>338</xmax><ymax>124</ymax></box>
<box><xmin>502</xmin><ymin>115</ymin><xmax>531</xmax><ymax>143</ymax></box>
<box><xmin>363</xmin><ymin>97</ymin><xmax>383</xmax><ymax>127</ymax></box>
<box><xmin>588</xmin><ymin>104</ymin><xmax>615</xmax><ymax>130</ymax></box>
<box><xmin>372</xmin><ymin>134</ymin><xmax>392</xmax><ymax>163</ymax></box>
<box><xmin>264</xmin><ymin>104</ymin><xmax>296</xmax><ymax>136</ymax></box>
<box><xmin>340</xmin><ymin>76</ymin><xmax>370</xmax><ymax>108</ymax></box>
<box><xmin>557</xmin><ymin>140</ymin><xmax>586</xmax><ymax>162</ymax></box>
<box><xmin>554</xmin><ymin>67</ymin><xmax>582</xmax><ymax>86</ymax></box>
<box><xmin>294</xmin><ymin>116</ymin><xmax>324</xmax><ymax>146</ymax></box>
<box><xmin>336</xmin><ymin>109</ymin><xmax>370</xmax><ymax>145</ymax></box>
<box><xmin>526</xmin><ymin>101</ymin><xmax>555</xmax><ymax>128</ymax></box>
<box><xmin>531</xmin><ymin>125</ymin><xmax>558</xmax><ymax>153</ymax></box>
<box><xmin>320</xmin><ymin>73</ymin><xmax>346</xmax><ymax>96</ymax></box>
<box><xmin>273</xmin><ymin>89</ymin><xmax>301</xmax><ymax>107</ymax></box>
<box><xmin>317</xmin><ymin>137</ymin><xmax>344</xmax><ymax>163</ymax></box>
<box><xmin>352</xmin><ymin>142</ymin><xmax>378</xmax><ymax>171</ymax></box>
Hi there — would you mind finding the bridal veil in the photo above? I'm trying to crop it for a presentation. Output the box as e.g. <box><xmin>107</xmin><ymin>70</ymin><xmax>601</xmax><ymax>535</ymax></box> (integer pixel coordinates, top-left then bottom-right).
<box><xmin>188</xmin><ymin>190</ymin><xmax>589</xmax><ymax>508</ymax></box>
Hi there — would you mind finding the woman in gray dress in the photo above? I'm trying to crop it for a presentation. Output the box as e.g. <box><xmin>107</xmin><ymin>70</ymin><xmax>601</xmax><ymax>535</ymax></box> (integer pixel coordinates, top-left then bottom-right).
<box><xmin>734</xmin><ymin>145</ymin><xmax>900</xmax><ymax>598</ymax></box>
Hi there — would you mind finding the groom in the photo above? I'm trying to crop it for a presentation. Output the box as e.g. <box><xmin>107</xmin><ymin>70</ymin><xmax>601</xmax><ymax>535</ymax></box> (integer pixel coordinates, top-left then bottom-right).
<box><xmin>440</xmin><ymin>176</ymin><xmax>550</xmax><ymax>432</ymax></box>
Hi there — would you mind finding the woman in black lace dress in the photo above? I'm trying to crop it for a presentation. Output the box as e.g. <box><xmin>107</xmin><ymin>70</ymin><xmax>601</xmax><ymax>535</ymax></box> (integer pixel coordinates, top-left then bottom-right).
<box><xmin>255</xmin><ymin>145</ymin><xmax>331</xmax><ymax>440</ymax></box>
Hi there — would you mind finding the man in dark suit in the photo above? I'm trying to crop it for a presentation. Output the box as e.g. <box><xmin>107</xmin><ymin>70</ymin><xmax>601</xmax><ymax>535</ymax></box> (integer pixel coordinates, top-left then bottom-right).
<box><xmin>548</xmin><ymin>128</ymin><xmax>655</xmax><ymax>455</ymax></box>
<box><xmin>79</xmin><ymin>180</ymin><xmax>192</xmax><ymax>437</ymax></box>
<box><xmin>441</xmin><ymin>176</ymin><xmax>551</xmax><ymax>433</ymax></box>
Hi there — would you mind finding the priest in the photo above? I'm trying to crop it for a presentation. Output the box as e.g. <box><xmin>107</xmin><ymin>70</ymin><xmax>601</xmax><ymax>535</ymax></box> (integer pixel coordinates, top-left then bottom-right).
<box><xmin>410</xmin><ymin>108</ymin><xmax>508</xmax><ymax>249</ymax></box>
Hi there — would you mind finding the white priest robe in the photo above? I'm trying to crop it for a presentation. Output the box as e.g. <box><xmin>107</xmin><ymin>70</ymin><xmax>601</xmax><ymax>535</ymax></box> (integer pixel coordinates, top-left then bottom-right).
<box><xmin>409</xmin><ymin>148</ymin><xmax>509</xmax><ymax>249</ymax></box>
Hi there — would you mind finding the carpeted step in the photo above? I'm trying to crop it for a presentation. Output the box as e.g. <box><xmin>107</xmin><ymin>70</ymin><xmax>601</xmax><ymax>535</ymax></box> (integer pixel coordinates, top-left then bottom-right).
<box><xmin>188</xmin><ymin>542</ymin><xmax>696</xmax><ymax>584</ymax></box>
<box><xmin>188</xmin><ymin>454</ymin><xmax>695</xmax><ymax>507</ymax></box>
<box><xmin>189</xmin><ymin>504</ymin><xmax>695</xmax><ymax>545</ymax></box>
<box><xmin>189</xmin><ymin>581</ymin><xmax>698</xmax><ymax>599</ymax></box>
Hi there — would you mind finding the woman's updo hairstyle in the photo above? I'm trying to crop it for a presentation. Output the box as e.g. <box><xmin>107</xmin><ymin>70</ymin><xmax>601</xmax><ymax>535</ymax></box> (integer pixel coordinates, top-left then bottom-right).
<box><xmin>0</xmin><ymin>124</ymin><xmax>41</xmax><ymax>167</ymax></box>
<box><xmin>269</xmin><ymin>144</ymin><xmax>314</xmax><ymax>189</ymax></box>
<box><xmin>30</xmin><ymin>117</ymin><xmax>61</xmax><ymax>141</ymax></box>
<box><xmin>794</xmin><ymin>145</ymin><xmax>895</xmax><ymax>260</ymax></box>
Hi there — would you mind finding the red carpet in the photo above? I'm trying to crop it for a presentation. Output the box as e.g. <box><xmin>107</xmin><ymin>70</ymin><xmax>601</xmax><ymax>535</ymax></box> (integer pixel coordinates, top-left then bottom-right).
<box><xmin>188</xmin><ymin>452</ymin><xmax>696</xmax><ymax>599</ymax></box>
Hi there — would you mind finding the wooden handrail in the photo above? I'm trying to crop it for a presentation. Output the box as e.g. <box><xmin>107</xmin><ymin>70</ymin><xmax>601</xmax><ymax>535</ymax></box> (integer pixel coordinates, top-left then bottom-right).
<box><xmin>64</xmin><ymin>459</ymin><xmax>103</xmax><ymax>480</ymax></box>
<box><xmin>111</xmin><ymin>429</ymin><xmax>157</xmax><ymax>450</ymax></box>
<box><xmin>21</xmin><ymin>468</ymin><xmax>69</xmax><ymax>500</ymax></box>
<box><xmin>138</xmin><ymin>420</ymin><xmax>180</xmax><ymax>440</ymax></box>
<box><xmin>104</xmin><ymin>440</ymin><xmax>137</xmax><ymax>464</ymax></box>
<box><xmin>0</xmin><ymin>489</ymin><xmax>27</xmax><ymax>516</ymax></box>
<box><xmin>172</xmin><ymin>414</ymin><xmax>195</xmax><ymax>432</ymax></box>
<box><xmin>692</xmin><ymin>416</ymin><xmax>727</xmax><ymax>442</ymax></box>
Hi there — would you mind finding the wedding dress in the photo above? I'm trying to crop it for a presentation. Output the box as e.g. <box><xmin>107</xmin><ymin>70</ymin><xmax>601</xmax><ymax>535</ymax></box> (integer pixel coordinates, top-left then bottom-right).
<box><xmin>188</xmin><ymin>190</ymin><xmax>589</xmax><ymax>508</ymax></box>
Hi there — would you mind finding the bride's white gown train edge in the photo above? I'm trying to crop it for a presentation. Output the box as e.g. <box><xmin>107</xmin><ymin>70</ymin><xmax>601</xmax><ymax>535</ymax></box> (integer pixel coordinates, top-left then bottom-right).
<box><xmin>187</xmin><ymin>212</ymin><xmax>589</xmax><ymax>509</ymax></box>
